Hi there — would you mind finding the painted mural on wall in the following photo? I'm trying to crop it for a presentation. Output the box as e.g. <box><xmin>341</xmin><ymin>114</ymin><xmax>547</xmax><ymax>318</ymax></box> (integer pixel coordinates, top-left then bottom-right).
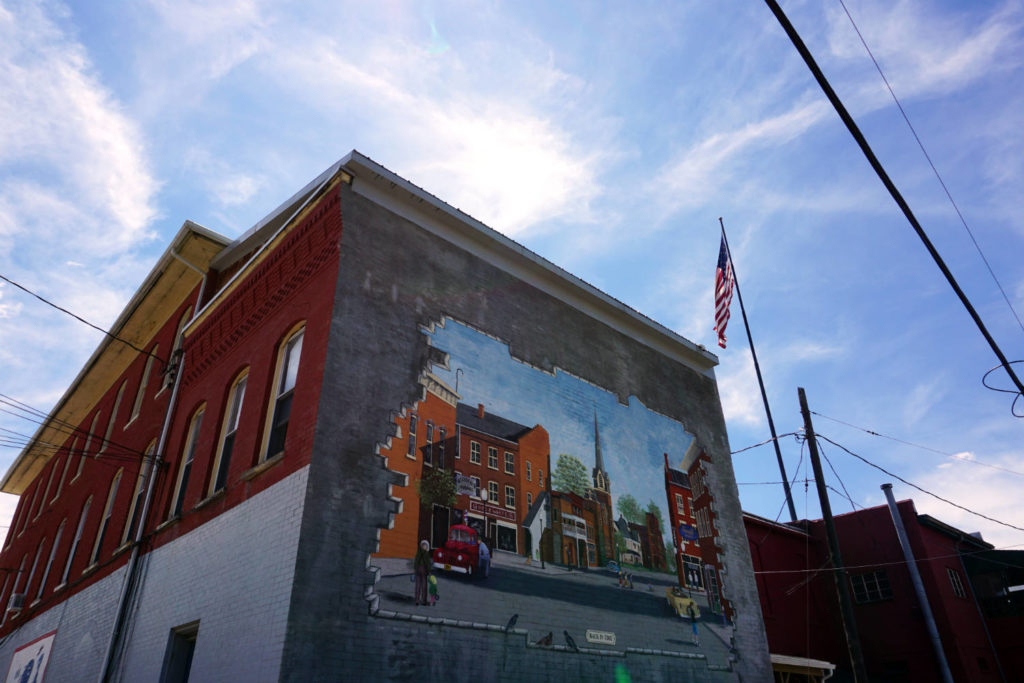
<box><xmin>371</xmin><ymin>319</ymin><xmax>733</xmax><ymax>660</ymax></box>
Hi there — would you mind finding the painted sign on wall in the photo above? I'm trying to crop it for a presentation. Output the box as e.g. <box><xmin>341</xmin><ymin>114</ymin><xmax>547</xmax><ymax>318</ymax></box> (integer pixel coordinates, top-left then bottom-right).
<box><xmin>4</xmin><ymin>630</ymin><xmax>55</xmax><ymax>683</ymax></box>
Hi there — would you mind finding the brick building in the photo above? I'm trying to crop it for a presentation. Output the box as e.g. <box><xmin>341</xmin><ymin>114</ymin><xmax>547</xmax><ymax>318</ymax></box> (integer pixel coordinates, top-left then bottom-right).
<box><xmin>664</xmin><ymin>453</ymin><xmax>704</xmax><ymax>591</ymax></box>
<box><xmin>0</xmin><ymin>152</ymin><xmax>769</xmax><ymax>681</ymax></box>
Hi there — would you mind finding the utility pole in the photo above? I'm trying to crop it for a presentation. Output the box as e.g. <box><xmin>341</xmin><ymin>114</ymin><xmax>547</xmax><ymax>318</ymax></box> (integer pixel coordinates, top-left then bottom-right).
<box><xmin>799</xmin><ymin>387</ymin><xmax>869</xmax><ymax>682</ymax></box>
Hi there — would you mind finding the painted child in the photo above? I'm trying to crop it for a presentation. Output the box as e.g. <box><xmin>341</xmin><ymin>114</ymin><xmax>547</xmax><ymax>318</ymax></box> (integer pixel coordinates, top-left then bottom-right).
<box><xmin>428</xmin><ymin>574</ymin><xmax>439</xmax><ymax>606</ymax></box>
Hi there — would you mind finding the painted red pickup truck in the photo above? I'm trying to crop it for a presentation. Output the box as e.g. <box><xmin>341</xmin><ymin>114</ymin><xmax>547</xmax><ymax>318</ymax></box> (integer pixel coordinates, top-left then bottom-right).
<box><xmin>432</xmin><ymin>524</ymin><xmax>489</xmax><ymax>578</ymax></box>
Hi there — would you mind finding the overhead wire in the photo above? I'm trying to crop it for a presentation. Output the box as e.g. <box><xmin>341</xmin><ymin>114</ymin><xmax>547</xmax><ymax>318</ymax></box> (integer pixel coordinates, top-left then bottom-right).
<box><xmin>810</xmin><ymin>410</ymin><xmax>1024</xmax><ymax>477</ymax></box>
<box><xmin>818</xmin><ymin>433</ymin><xmax>1024</xmax><ymax>534</ymax></box>
<box><xmin>836</xmin><ymin>0</ymin><xmax>1024</xmax><ymax>336</ymax></box>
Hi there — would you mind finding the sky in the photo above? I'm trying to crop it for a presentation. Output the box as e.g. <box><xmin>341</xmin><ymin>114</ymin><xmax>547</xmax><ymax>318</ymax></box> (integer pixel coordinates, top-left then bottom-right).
<box><xmin>0</xmin><ymin>0</ymin><xmax>1022</xmax><ymax>552</ymax></box>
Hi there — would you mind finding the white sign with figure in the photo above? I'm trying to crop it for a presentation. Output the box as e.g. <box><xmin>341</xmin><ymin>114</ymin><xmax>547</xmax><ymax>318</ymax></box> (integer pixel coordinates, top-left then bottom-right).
<box><xmin>5</xmin><ymin>629</ymin><xmax>56</xmax><ymax>683</ymax></box>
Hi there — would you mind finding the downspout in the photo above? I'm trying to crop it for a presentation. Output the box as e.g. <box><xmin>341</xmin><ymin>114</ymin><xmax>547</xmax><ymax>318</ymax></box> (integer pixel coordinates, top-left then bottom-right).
<box><xmin>881</xmin><ymin>484</ymin><xmax>954</xmax><ymax>683</ymax></box>
<box><xmin>98</xmin><ymin>264</ymin><xmax>201</xmax><ymax>682</ymax></box>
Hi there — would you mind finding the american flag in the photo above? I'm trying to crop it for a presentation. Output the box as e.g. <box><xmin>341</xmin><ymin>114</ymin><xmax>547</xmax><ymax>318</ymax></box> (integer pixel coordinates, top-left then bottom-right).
<box><xmin>714</xmin><ymin>236</ymin><xmax>735</xmax><ymax>349</ymax></box>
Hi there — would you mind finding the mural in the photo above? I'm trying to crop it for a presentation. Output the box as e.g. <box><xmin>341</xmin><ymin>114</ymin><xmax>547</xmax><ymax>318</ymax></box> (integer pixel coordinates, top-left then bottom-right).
<box><xmin>372</xmin><ymin>320</ymin><xmax>733</xmax><ymax>661</ymax></box>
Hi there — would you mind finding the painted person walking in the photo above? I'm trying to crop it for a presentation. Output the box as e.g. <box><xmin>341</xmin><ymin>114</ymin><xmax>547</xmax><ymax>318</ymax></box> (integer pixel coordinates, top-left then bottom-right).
<box><xmin>414</xmin><ymin>539</ymin><xmax>431</xmax><ymax>606</ymax></box>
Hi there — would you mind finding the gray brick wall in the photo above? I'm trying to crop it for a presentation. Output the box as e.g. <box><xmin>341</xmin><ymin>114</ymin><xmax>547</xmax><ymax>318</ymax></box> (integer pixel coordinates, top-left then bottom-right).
<box><xmin>116</xmin><ymin>465</ymin><xmax>308</xmax><ymax>682</ymax></box>
<box><xmin>279</xmin><ymin>183</ymin><xmax>770</xmax><ymax>681</ymax></box>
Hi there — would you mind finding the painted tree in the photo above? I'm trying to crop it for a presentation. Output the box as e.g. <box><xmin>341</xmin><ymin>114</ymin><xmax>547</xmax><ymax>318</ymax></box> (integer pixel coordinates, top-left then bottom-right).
<box><xmin>552</xmin><ymin>454</ymin><xmax>589</xmax><ymax>495</ymax></box>
<box><xmin>417</xmin><ymin>467</ymin><xmax>456</xmax><ymax>508</ymax></box>
<box><xmin>617</xmin><ymin>494</ymin><xmax>644</xmax><ymax>524</ymax></box>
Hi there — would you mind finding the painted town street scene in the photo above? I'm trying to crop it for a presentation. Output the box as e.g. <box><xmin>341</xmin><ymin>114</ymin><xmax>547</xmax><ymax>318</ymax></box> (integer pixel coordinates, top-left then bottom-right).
<box><xmin>371</xmin><ymin>320</ymin><xmax>734</xmax><ymax>660</ymax></box>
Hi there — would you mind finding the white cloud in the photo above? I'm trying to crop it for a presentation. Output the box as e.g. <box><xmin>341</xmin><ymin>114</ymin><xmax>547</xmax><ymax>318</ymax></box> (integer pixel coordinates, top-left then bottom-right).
<box><xmin>902</xmin><ymin>377</ymin><xmax>946</xmax><ymax>428</ymax></box>
<box><xmin>717</xmin><ymin>350</ymin><xmax>764</xmax><ymax>428</ymax></box>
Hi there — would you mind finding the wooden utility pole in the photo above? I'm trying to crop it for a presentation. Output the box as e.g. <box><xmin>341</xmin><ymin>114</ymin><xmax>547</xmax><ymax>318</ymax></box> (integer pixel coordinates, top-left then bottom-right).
<box><xmin>798</xmin><ymin>387</ymin><xmax>869</xmax><ymax>682</ymax></box>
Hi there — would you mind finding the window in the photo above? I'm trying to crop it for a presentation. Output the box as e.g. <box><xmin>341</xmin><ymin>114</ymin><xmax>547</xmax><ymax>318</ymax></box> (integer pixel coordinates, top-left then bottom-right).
<box><xmin>171</xmin><ymin>407</ymin><xmax>204</xmax><ymax>519</ymax></box>
<box><xmin>78</xmin><ymin>413</ymin><xmax>101</xmax><ymax>477</ymax></box>
<box><xmin>129</xmin><ymin>344</ymin><xmax>159</xmax><ymax>423</ymax></box>
<box><xmin>505</xmin><ymin>485</ymin><xmax>515</xmax><ymax>509</ymax></box>
<box><xmin>538</xmin><ymin>470</ymin><xmax>544</xmax><ymax>488</ymax></box>
<box><xmin>24</xmin><ymin>539</ymin><xmax>45</xmax><ymax>602</ymax></box>
<box><xmin>38</xmin><ymin>520</ymin><xmax>64</xmax><ymax>600</ymax></box>
<box><xmin>526</xmin><ymin>462</ymin><xmax>532</xmax><ymax>481</ymax></box>
<box><xmin>52</xmin><ymin>450</ymin><xmax>72</xmax><ymax>503</ymax></box>
<box><xmin>437</xmin><ymin>427</ymin><xmax>447</xmax><ymax>468</ymax></box>
<box><xmin>488</xmin><ymin>481</ymin><xmax>499</xmax><ymax>502</ymax></box>
<box><xmin>18</xmin><ymin>484</ymin><xmax>38</xmax><ymax>535</ymax></box>
<box><xmin>91</xmin><ymin>469</ymin><xmax>123</xmax><ymax>564</ymax></box>
<box><xmin>123</xmin><ymin>442</ymin><xmax>155</xmax><ymax>546</ymax></box>
<box><xmin>488</xmin><ymin>447</ymin><xmax>498</xmax><ymax>470</ymax></box>
<box><xmin>210</xmin><ymin>373</ymin><xmax>247</xmax><ymax>495</ymax></box>
<box><xmin>504</xmin><ymin>451</ymin><xmax>514</xmax><ymax>475</ymax></box>
<box><xmin>471</xmin><ymin>476</ymin><xmax>481</xmax><ymax>499</ymax></box>
<box><xmin>99</xmin><ymin>381</ymin><xmax>126</xmax><ymax>455</ymax></box>
<box><xmin>36</xmin><ymin>462</ymin><xmax>57</xmax><ymax>519</ymax></box>
<box><xmin>162</xmin><ymin>308</ymin><xmax>192</xmax><ymax>393</ymax></box>
<box><xmin>947</xmin><ymin>567</ymin><xmax>967</xmax><ymax>599</ymax></box>
<box><xmin>469</xmin><ymin>441</ymin><xmax>481</xmax><ymax>464</ymax></box>
<box><xmin>62</xmin><ymin>497</ymin><xmax>91</xmax><ymax>585</ymax></box>
<box><xmin>407</xmin><ymin>414</ymin><xmax>418</xmax><ymax>459</ymax></box>
<box><xmin>850</xmin><ymin>570</ymin><xmax>893</xmax><ymax>604</ymax></box>
<box><xmin>526</xmin><ymin>492</ymin><xmax>533</xmax><ymax>507</ymax></box>
<box><xmin>424</xmin><ymin>422</ymin><xmax>434</xmax><ymax>466</ymax></box>
<box><xmin>160</xmin><ymin>621</ymin><xmax>200</xmax><ymax>683</ymax></box>
<box><xmin>264</xmin><ymin>327</ymin><xmax>304</xmax><ymax>459</ymax></box>
<box><xmin>675</xmin><ymin>493</ymin><xmax>685</xmax><ymax>515</ymax></box>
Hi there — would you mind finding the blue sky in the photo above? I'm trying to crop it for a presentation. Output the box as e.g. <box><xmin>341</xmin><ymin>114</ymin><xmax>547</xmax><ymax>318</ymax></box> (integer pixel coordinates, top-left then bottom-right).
<box><xmin>1</xmin><ymin>0</ymin><xmax>1022</xmax><ymax>550</ymax></box>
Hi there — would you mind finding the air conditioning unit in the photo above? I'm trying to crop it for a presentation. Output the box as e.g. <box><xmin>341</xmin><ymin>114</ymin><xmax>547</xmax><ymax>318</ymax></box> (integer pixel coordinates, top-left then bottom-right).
<box><xmin>7</xmin><ymin>593</ymin><xmax>25</xmax><ymax>613</ymax></box>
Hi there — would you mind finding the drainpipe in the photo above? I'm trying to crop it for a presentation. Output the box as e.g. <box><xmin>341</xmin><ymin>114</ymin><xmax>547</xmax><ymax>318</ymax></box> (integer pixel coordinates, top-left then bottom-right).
<box><xmin>881</xmin><ymin>484</ymin><xmax>954</xmax><ymax>683</ymax></box>
<box><xmin>98</xmin><ymin>259</ymin><xmax>201</xmax><ymax>682</ymax></box>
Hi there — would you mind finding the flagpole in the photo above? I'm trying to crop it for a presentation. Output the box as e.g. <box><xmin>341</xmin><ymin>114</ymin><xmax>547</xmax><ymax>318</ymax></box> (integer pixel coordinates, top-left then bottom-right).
<box><xmin>719</xmin><ymin>217</ymin><xmax>798</xmax><ymax>523</ymax></box>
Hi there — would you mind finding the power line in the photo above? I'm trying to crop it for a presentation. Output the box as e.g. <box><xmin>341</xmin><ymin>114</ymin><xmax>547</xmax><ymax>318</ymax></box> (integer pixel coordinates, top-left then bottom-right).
<box><xmin>730</xmin><ymin>431</ymin><xmax>801</xmax><ymax>455</ymax></box>
<box><xmin>810</xmin><ymin>411</ymin><xmax>1024</xmax><ymax>477</ymax></box>
<box><xmin>836</xmin><ymin>0</ymin><xmax>1024</xmax><ymax>336</ymax></box>
<box><xmin>755</xmin><ymin>542</ymin><xmax>1024</xmax><ymax>576</ymax></box>
<box><xmin>0</xmin><ymin>274</ymin><xmax>166</xmax><ymax>365</ymax></box>
<box><xmin>818</xmin><ymin>433</ymin><xmax>1024</xmax><ymax>534</ymax></box>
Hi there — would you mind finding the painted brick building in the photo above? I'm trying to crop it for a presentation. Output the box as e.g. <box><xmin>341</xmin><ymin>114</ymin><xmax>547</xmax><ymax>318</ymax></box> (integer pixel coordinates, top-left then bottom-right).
<box><xmin>0</xmin><ymin>152</ymin><xmax>769</xmax><ymax>681</ymax></box>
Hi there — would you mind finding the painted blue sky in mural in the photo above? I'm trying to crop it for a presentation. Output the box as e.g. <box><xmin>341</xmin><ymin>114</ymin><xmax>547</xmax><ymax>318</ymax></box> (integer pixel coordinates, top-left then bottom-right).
<box><xmin>428</xmin><ymin>318</ymin><xmax>695</xmax><ymax>536</ymax></box>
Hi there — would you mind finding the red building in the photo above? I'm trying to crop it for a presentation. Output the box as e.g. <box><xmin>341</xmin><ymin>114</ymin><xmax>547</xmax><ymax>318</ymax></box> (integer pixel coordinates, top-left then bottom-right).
<box><xmin>745</xmin><ymin>498</ymin><xmax>1021</xmax><ymax>681</ymax></box>
<box><xmin>688</xmin><ymin>448</ymin><xmax>734</xmax><ymax>621</ymax></box>
<box><xmin>663</xmin><ymin>453</ymin><xmax>703</xmax><ymax>590</ymax></box>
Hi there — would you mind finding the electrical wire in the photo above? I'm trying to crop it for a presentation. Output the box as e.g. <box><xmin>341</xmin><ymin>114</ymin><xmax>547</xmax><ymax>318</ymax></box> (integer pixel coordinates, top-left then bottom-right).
<box><xmin>818</xmin><ymin>433</ymin><xmax>1024</xmax><ymax>534</ymax></box>
<box><xmin>819</xmin><ymin>440</ymin><xmax>859</xmax><ymax>512</ymax></box>
<box><xmin>983</xmin><ymin>360</ymin><xmax>1024</xmax><ymax>418</ymax></box>
<box><xmin>811</xmin><ymin>410</ymin><xmax>1024</xmax><ymax>476</ymax></box>
<box><xmin>755</xmin><ymin>541</ymin><xmax>1024</xmax><ymax>575</ymax></box>
<box><xmin>0</xmin><ymin>274</ymin><xmax>167</xmax><ymax>365</ymax></box>
<box><xmin>730</xmin><ymin>431</ymin><xmax>800</xmax><ymax>455</ymax></box>
<box><xmin>836</xmin><ymin>0</ymin><xmax>1024</xmax><ymax>336</ymax></box>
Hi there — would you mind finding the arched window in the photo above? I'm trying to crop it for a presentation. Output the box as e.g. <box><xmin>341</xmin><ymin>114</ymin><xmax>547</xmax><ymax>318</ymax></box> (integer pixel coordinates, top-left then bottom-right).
<box><xmin>24</xmin><ymin>538</ymin><xmax>46</xmax><ymax>604</ymax></box>
<box><xmin>99</xmin><ymin>381</ymin><xmax>126</xmax><ymax>455</ymax></box>
<box><xmin>170</xmin><ymin>406</ymin><xmax>205</xmax><ymax>518</ymax></box>
<box><xmin>210</xmin><ymin>370</ymin><xmax>248</xmax><ymax>495</ymax></box>
<box><xmin>37</xmin><ymin>520</ymin><xmax>64</xmax><ymax>600</ymax></box>
<box><xmin>263</xmin><ymin>326</ymin><xmax>304</xmax><ymax>460</ymax></box>
<box><xmin>162</xmin><ymin>307</ymin><xmax>193</xmax><ymax>393</ymax></box>
<box><xmin>90</xmin><ymin>469</ymin><xmax>123</xmax><ymax>564</ymax></box>
<box><xmin>122</xmin><ymin>440</ymin><xmax>156</xmax><ymax>546</ymax></box>
<box><xmin>129</xmin><ymin>343</ymin><xmax>159</xmax><ymax>423</ymax></box>
<box><xmin>62</xmin><ymin>496</ymin><xmax>92</xmax><ymax>585</ymax></box>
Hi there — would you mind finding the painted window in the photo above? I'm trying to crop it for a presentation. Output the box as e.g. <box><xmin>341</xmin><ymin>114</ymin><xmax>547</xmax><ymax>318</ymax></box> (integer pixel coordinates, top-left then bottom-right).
<box><xmin>91</xmin><ymin>469</ymin><xmax>122</xmax><ymax>564</ymax></box>
<box><xmin>675</xmin><ymin>493</ymin><xmax>685</xmax><ymax>515</ymax></box>
<box><xmin>470</xmin><ymin>441</ymin><xmax>481</xmax><ymax>464</ymax></box>
<box><xmin>526</xmin><ymin>462</ymin><xmax>532</xmax><ymax>481</ymax></box>
<box><xmin>488</xmin><ymin>481</ymin><xmax>499</xmax><ymax>502</ymax></box>
<box><xmin>407</xmin><ymin>414</ymin><xmax>418</xmax><ymax>459</ymax></box>
<box><xmin>947</xmin><ymin>567</ymin><xmax>967</xmax><ymax>598</ymax></box>
<box><xmin>123</xmin><ymin>441</ymin><xmax>156</xmax><ymax>546</ymax></box>
<box><xmin>424</xmin><ymin>422</ymin><xmax>434</xmax><ymax>466</ymax></box>
<box><xmin>538</xmin><ymin>470</ymin><xmax>543</xmax><ymax>488</ymax></box>
<box><xmin>505</xmin><ymin>485</ymin><xmax>515</xmax><ymax>509</ymax></box>
<box><xmin>504</xmin><ymin>451</ymin><xmax>514</xmax><ymax>475</ymax></box>
<box><xmin>129</xmin><ymin>344</ymin><xmax>159</xmax><ymax>424</ymax></box>
<box><xmin>61</xmin><ymin>496</ymin><xmax>91</xmax><ymax>585</ymax></box>
<box><xmin>211</xmin><ymin>372</ymin><xmax>247</xmax><ymax>495</ymax></box>
<box><xmin>488</xmin><ymin>447</ymin><xmax>498</xmax><ymax>470</ymax></box>
<box><xmin>471</xmin><ymin>476</ymin><xmax>481</xmax><ymax>498</ymax></box>
<box><xmin>437</xmin><ymin>427</ymin><xmax>447</xmax><ymax>468</ymax></box>
<box><xmin>38</xmin><ymin>520</ymin><xmax>64</xmax><ymax>600</ymax></box>
<box><xmin>850</xmin><ymin>570</ymin><xmax>893</xmax><ymax>604</ymax></box>
<box><xmin>265</xmin><ymin>327</ymin><xmax>304</xmax><ymax>459</ymax></box>
<box><xmin>526</xmin><ymin>492</ymin><xmax>533</xmax><ymax>507</ymax></box>
<box><xmin>171</xmin><ymin>407</ymin><xmax>204</xmax><ymax>519</ymax></box>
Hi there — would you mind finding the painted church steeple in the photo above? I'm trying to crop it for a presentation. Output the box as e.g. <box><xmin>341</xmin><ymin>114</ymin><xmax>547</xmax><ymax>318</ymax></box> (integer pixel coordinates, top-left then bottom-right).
<box><xmin>592</xmin><ymin>410</ymin><xmax>610</xmax><ymax>494</ymax></box>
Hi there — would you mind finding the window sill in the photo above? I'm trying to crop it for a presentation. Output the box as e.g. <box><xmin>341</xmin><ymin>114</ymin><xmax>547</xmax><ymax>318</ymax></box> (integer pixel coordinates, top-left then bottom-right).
<box><xmin>405</xmin><ymin>453</ymin><xmax>417</xmax><ymax>461</ymax></box>
<box><xmin>29</xmin><ymin>599</ymin><xmax>40</xmax><ymax>609</ymax></box>
<box><xmin>123</xmin><ymin>415</ymin><xmax>139</xmax><ymax>431</ymax></box>
<box><xmin>54</xmin><ymin>583</ymin><xmax>66</xmax><ymax>593</ymax></box>
<box><xmin>242</xmin><ymin>453</ymin><xmax>284</xmax><ymax>481</ymax></box>
<box><xmin>112</xmin><ymin>542</ymin><xmax>131</xmax><ymax>559</ymax></box>
<box><xmin>156</xmin><ymin>516</ymin><xmax>180</xmax><ymax>533</ymax></box>
<box><xmin>487</xmin><ymin>465</ymin><xmax>499</xmax><ymax>471</ymax></box>
<box><xmin>195</xmin><ymin>490</ymin><xmax>225</xmax><ymax>510</ymax></box>
<box><xmin>82</xmin><ymin>563</ymin><xmax>99</xmax><ymax>577</ymax></box>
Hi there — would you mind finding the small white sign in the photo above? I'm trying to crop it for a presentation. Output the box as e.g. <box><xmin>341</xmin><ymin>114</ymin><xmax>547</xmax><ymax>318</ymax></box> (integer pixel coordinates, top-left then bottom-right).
<box><xmin>585</xmin><ymin>629</ymin><xmax>616</xmax><ymax>645</ymax></box>
<box><xmin>455</xmin><ymin>474</ymin><xmax>476</xmax><ymax>496</ymax></box>
<box><xmin>5</xmin><ymin>629</ymin><xmax>56</xmax><ymax>683</ymax></box>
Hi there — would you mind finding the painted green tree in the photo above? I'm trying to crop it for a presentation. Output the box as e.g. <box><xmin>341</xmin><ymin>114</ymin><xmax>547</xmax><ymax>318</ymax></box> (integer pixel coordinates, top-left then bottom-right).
<box><xmin>617</xmin><ymin>494</ymin><xmax>644</xmax><ymax>524</ymax></box>
<box><xmin>552</xmin><ymin>454</ymin><xmax>589</xmax><ymax>495</ymax></box>
<box><xmin>417</xmin><ymin>467</ymin><xmax>456</xmax><ymax>508</ymax></box>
